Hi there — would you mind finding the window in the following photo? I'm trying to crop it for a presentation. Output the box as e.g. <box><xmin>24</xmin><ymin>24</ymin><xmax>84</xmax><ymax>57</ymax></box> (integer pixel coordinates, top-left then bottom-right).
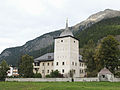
<box><xmin>80</xmin><ymin>69</ymin><xmax>83</xmax><ymax>74</ymax></box>
<box><xmin>42</xmin><ymin>70</ymin><xmax>44</xmax><ymax>73</ymax></box>
<box><xmin>72</xmin><ymin>62</ymin><xmax>74</xmax><ymax>65</ymax></box>
<box><xmin>74</xmin><ymin>41</ymin><xmax>75</xmax><ymax>43</ymax></box>
<box><xmin>35</xmin><ymin>68</ymin><xmax>38</xmax><ymax>71</ymax></box>
<box><xmin>74</xmin><ymin>70</ymin><xmax>76</xmax><ymax>74</ymax></box>
<box><xmin>102</xmin><ymin>75</ymin><xmax>105</xmax><ymax>78</ymax></box>
<box><xmin>82</xmin><ymin>70</ymin><xmax>83</xmax><ymax>73</ymax></box>
<box><xmin>62</xmin><ymin>62</ymin><xmax>64</xmax><ymax>65</ymax></box>
<box><xmin>75</xmin><ymin>63</ymin><xmax>77</xmax><ymax>66</ymax></box>
<box><xmin>35</xmin><ymin>62</ymin><xmax>40</xmax><ymax>66</ymax></box>
<box><xmin>47</xmin><ymin>70</ymin><xmax>49</xmax><ymax>73</ymax></box>
<box><xmin>62</xmin><ymin>69</ymin><xmax>64</xmax><ymax>73</ymax></box>
<box><xmin>80</xmin><ymin>63</ymin><xmax>81</xmax><ymax>66</ymax></box>
<box><xmin>51</xmin><ymin>70</ymin><xmax>53</xmax><ymax>72</ymax></box>
<box><xmin>61</xmin><ymin>40</ymin><xmax>63</xmax><ymax>42</ymax></box>
<box><xmin>47</xmin><ymin>63</ymin><xmax>49</xmax><ymax>66</ymax></box>
<box><xmin>48</xmin><ymin>56</ymin><xmax>51</xmax><ymax>59</ymax></box>
<box><xmin>43</xmin><ymin>63</ymin><xmax>44</xmax><ymax>66</ymax></box>
<box><xmin>82</xmin><ymin>64</ymin><xmax>84</xmax><ymax>67</ymax></box>
<box><xmin>52</xmin><ymin>62</ymin><xmax>53</xmax><ymax>66</ymax></box>
<box><xmin>56</xmin><ymin>62</ymin><xmax>58</xmax><ymax>66</ymax></box>
<box><xmin>80</xmin><ymin>69</ymin><xmax>81</xmax><ymax>74</ymax></box>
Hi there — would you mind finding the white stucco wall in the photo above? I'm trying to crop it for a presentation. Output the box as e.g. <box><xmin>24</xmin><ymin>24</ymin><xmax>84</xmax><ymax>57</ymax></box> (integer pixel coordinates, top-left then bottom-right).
<box><xmin>7</xmin><ymin>67</ymin><xmax>13</xmax><ymax>76</ymax></box>
<box><xmin>33</xmin><ymin>61</ymin><xmax>54</xmax><ymax>77</ymax></box>
<box><xmin>79</xmin><ymin>62</ymin><xmax>86</xmax><ymax>77</ymax></box>
<box><xmin>54</xmin><ymin>37</ymin><xmax>79</xmax><ymax>77</ymax></box>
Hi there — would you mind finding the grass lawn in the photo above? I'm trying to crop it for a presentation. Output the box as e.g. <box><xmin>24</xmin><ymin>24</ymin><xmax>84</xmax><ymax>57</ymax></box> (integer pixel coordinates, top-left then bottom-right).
<box><xmin>0</xmin><ymin>82</ymin><xmax>120</xmax><ymax>90</ymax></box>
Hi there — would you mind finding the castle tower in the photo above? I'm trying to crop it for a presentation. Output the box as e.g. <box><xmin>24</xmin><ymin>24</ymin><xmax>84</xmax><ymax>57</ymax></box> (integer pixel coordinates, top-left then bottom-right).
<box><xmin>54</xmin><ymin>19</ymin><xmax>79</xmax><ymax>77</ymax></box>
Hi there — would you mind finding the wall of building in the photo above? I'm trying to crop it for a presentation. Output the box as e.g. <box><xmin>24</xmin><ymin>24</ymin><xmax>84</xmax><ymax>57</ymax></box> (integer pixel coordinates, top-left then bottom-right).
<box><xmin>69</xmin><ymin>37</ymin><xmax>79</xmax><ymax>77</ymax></box>
<box><xmin>54</xmin><ymin>37</ymin><xmax>80</xmax><ymax>77</ymax></box>
<box><xmin>7</xmin><ymin>67</ymin><xmax>19</xmax><ymax>77</ymax></box>
<box><xmin>33</xmin><ymin>61</ymin><xmax>54</xmax><ymax>77</ymax></box>
<box><xmin>54</xmin><ymin>37</ymin><xmax>71</xmax><ymax>76</ymax></box>
<box><xmin>7</xmin><ymin>67</ymin><xmax>13</xmax><ymax>76</ymax></box>
<box><xmin>79</xmin><ymin>62</ymin><xmax>86</xmax><ymax>77</ymax></box>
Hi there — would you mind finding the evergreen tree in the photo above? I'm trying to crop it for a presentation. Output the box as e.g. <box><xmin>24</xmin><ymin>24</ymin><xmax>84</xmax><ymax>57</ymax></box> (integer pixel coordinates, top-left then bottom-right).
<box><xmin>82</xmin><ymin>40</ymin><xmax>97</xmax><ymax>77</ymax></box>
<box><xmin>94</xmin><ymin>35</ymin><xmax>120</xmax><ymax>74</ymax></box>
<box><xmin>0</xmin><ymin>60</ymin><xmax>9</xmax><ymax>80</ymax></box>
<box><xmin>19</xmin><ymin>54</ymin><xmax>34</xmax><ymax>78</ymax></box>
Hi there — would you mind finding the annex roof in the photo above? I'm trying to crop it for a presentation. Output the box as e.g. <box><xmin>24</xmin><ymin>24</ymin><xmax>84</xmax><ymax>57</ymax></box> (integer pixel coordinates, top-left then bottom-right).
<box><xmin>34</xmin><ymin>53</ymin><xmax>84</xmax><ymax>62</ymax></box>
<box><xmin>34</xmin><ymin>53</ymin><xmax>54</xmax><ymax>62</ymax></box>
<box><xmin>98</xmin><ymin>67</ymin><xmax>113</xmax><ymax>75</ymax></box>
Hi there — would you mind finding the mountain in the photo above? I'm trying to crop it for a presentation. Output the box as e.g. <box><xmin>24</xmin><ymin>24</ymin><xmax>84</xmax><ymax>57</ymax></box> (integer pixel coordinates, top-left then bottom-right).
<box><xmin>72</xmin><ymin>9</ymin><xmax>120</xmax><ymax>31</ymax></box>
<box><xmin>76</xmin><ymin>16</ymin><xmax>120</xmax><ymax>47</ymax></box>
<box><xmin>0</xmin><ymin>9</ymin><xmax>120</xmax><ymax>65</ymax></box>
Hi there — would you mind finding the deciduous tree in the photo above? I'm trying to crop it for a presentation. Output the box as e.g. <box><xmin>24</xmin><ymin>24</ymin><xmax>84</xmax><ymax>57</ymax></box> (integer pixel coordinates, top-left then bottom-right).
<box><xmin>82</xmin><ymin>40</ymin><xmax>97</xmax><ymax>77</ymax></box>
<box><xmin>19</xmin><ymin>54</ymin><xmax>34</xmax><ymax>78</ymax></box>
<box><xmin>94</xmin><ymin>35</ymin><xmax>120</xmax><ymax>74</ymax></box>
<box><xmin>0</xmin><ymin>60</ymin><xmax>9</xmax><ymax>80</ymax></box>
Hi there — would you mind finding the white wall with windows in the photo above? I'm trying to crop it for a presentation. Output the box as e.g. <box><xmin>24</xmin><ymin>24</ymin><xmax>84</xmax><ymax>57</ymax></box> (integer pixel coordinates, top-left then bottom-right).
<box><xmin>33</xmin><ymin>61</ymin><xmax>54</xmax><ymax>77</ymax></box>
<box><xmin>54</xmin><ymin>36</ymin><xmax>80</xmax><ymax>77</ymax></box>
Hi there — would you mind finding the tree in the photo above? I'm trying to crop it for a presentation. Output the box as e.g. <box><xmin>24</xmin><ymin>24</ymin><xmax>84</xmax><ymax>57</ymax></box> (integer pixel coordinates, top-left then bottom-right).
<box><xmin>94</xmin><ymin>35</ymin><xmax>120</xmax><ymax>74</ymax></box>
<box><xmin>82</xmin><ymin>40</ymin><xmax>97</xmax><ymax>77</ymax></box>
<box><xmin>19</xmin><ymin>54</ymin><xmax>34</xmax><ymax>78</ymax></box>
<box><xmin>0</xmin><ymin>60</ymin><xmax>9</xmax><ymax>80</ymax></box>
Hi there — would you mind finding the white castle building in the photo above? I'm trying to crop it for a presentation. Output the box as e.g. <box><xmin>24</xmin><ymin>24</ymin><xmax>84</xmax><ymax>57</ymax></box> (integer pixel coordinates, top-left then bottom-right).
<box><xmin>33</xmin><ymin>20</ymin><xmax>86</xmax><ymax>78</ymax></box>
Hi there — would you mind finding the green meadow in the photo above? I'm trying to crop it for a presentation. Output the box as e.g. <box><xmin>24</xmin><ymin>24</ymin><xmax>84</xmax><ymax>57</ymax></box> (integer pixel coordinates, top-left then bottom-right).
<box><xmin>0</xmin><ymin>82</ymin><xmax>120</xmax><ymax>90</ymax></box>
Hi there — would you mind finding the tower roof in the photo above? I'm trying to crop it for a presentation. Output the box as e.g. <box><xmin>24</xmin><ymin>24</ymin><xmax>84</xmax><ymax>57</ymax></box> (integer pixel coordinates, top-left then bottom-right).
<box><xmin>60</xmin><ymin>19</ymin><xmax>74</xmax><ymax>37</ymax></box>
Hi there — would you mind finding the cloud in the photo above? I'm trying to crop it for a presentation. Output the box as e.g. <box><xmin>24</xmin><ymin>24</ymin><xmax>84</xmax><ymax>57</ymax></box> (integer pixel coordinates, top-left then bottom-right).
<box><xmin>0</xmin><ymin>37</ymin><xmax>18</xmax><ymax>53</ymax></box>
<box><xmin>0</xmin><ymin>0</ymin><xmax>120</xmax><ymax>53</ymax></box>
<box><xmin>0</xmin><ymin>38</ymin><xmax>17</xmax><ymax>44</ymax></box>
<box><xmin>6</xmin><ymin>0</ymin><xmax>45</xmax><ymax>16</ymax></box>
<box><xmin>47</xmin><ymin>0</ymin><xmax>67</xmax><ymax>9</ymax></box>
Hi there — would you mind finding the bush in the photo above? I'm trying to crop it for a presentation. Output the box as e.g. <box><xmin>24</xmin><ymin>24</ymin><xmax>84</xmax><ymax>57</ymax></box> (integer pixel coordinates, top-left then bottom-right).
<box><xmin>50</xmin><ymin>70</ymin><xmax>64</xmax><ymax>78</ymax></box>
<box><xmin>45</xmin><ymin>75</ymin><xmax>51</xmax><ymax>78</ymax></box>
<box><xmin>115</xmin><ymin>72</ymin><xmax>120</xmax><ymax>78</ymax></box>
<box><xmin>33</xmin><ymin>73</ymin><xmax>42</xmax><ymax>78</ymax></box>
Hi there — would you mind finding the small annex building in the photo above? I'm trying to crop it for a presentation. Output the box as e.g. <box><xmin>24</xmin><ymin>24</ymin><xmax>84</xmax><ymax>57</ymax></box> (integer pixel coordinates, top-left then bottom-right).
<box><xmin>98</xmin><ymin>67</ymin><xmax>114</xmax><ymax>82</ymax></box>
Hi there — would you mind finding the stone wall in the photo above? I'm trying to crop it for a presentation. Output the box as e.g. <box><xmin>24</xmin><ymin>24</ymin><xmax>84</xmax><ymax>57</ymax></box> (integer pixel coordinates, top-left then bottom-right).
<box><xmin>5</xmin><ymin>78</ymin><xmax>71</xmax><ymax>82</ymax></box>
<box><xmin>5</xmin><ymin>78</ymin><xmax>120</xmax><ymax>82</ymax></box>
<box><xmin>113</xmin><ymin>78</ymin><xmax>120</xmax><ymax>82</ymax></box>
<box><xmin>74</xmin><ymin>78</ymin><xmax>99</xmax><ymax>82</ymax></box>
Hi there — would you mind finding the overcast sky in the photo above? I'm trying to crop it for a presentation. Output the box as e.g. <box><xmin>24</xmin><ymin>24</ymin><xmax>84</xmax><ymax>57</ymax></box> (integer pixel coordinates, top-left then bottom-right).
<box><xmin>0</xmin><ymin>0</ymin><xmax>120</xmax><ymax>53</ymax></box>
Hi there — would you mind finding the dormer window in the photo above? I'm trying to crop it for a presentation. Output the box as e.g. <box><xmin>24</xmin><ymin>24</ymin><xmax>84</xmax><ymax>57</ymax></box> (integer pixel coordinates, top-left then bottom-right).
<box><xmin>48</xmin><ymin>56</ymin><xmax>51</xmax><ymax>59</ymax></box>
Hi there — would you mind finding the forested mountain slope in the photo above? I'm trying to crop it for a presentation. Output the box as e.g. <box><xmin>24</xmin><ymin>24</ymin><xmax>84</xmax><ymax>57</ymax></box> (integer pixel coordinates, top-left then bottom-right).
<box><xmin>76</xmin><ymin>17</ymin><xmax>120</xmax><ymax>47</ymax></box>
